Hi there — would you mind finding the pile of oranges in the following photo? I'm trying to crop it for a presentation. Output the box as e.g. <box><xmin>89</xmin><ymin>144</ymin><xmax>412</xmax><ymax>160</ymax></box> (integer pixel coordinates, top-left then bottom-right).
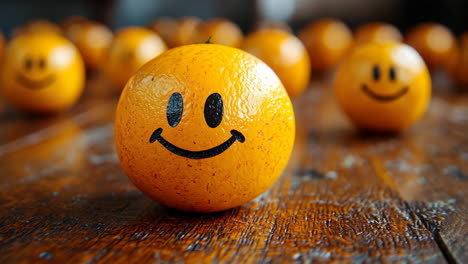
<box><xmin>0</xmin><ymin>16</ymin><xmax>465</xmax><ymax>212</ymax></box>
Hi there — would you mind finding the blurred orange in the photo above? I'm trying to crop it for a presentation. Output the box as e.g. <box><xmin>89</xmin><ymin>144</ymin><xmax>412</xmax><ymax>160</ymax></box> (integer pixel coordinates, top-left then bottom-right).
<box><xmin>12</xmin><ymin>19</ymin><xmax>62</xmax><ymax>37</ymax></box>
<box><xmin>75</xmin><ymin>22</ymin><xmax>113</xmax><ymax>70</ymax></box>
<box><xmin>103</xmin><ymin>27</ymin><xmax>167</xmax><ymax>89</ymax></box>
<box><xmin>147</xmin><ymin>17</ymin><xmax>178</xmax><ymax>48</ymax></box>
<box><xmin>454</xmin><ymin>32</ymin><xmax>468</xmax><ymax>86</ymax></box>
<box><xmin>195</xmin><ymin>18</ymin><xmax>243</xmax><ymax>47</ymax></box>
<box><xmin>1</xmin><ymin>32</ymin><xmax>85</xmax><ymax>113</ymax></box>
<box><xmin>60</xmin><ymin>16</ymin><xmax>88</xmax><ymax>43</ymax></box>
<box><xmin>405</xmin><ymin>23</ymin><xmax>457</xmax><ymax>70</ymax></box>
<box><xmin>334</xmin><ymin>42</ymin><xmax>431</xmax><ymax>132</ymax></box>
<box><xmin>354</xmin><ymin>22</ymin><xmax>402</xmax><ymax>45</ymax></box>
<box><xmin>298</xmin><ymin>18</ymin><xmax>353</xmax><ymax>73</ymax></box>
<box><xmin>253</xmin><ymin>20</ymin><xmax>292</xmax><ymax>33</ymax></box>
<box><xmin>242</xmin><ymin>29</ymin><xmax>310</xmax><ymax>98</ymax></box>
<box><xmin>173</xmin><ymin>17</ymin><xmax>202</xmax><ymax>46</ymax></box>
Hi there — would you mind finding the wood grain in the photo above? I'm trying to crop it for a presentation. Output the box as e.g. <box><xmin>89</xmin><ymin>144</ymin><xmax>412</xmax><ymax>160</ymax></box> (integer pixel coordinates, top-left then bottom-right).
<box><xmin>0</xmin><ymin>77</ymin><xmax>466</xmax><ymax>263</ymax></box>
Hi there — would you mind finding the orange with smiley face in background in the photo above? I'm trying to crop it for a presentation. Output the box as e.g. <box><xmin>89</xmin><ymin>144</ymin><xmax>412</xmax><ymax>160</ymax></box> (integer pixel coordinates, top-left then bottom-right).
<box><xmin>1</xmin><ymin>32</ymin><xmax>85</xmax><ymax>113</ymax></box>
<box><xmin>103</xmin><ymin>27</ymin><xmax>167</xmax><ymax>90</ymax></box>
<box><xmin>334</xmin><ymin>42</ymin><xmax>431</xmax><ymax>132</ymax></box>
<box><xmin>115</xmin><ymin>44</ymin><xmax>295</xmax><ymax>212</ymax></box>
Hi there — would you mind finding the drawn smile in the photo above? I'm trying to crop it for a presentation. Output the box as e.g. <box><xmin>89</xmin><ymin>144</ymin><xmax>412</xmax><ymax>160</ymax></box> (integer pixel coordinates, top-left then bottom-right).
<box><xmin>17</xmin><ymin>74</ymin><xmax>56</xmax><ymax>89</ymax></box>
<box><xmin>149</xmin><ymin>128</ymin><xmax>245</xmax><ymax>159</ymax></box>
<box><xmin>362</xmin><ymin>84</ymin><xmax>408</xmax><ymax>102</ymax></box>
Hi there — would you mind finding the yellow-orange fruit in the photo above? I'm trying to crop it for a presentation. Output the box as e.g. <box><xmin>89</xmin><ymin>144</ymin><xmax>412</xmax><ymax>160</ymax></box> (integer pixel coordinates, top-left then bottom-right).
<box><xmin>335</xmin><ymin>42</ymin><xmax>431</xmax><ymax>132</ymax></box>
<box><xmin>454</xmin><ymin>32</ymin><xmax>468</xmax><ymax>86</ymax></box>
<box><xmin>405</xmin><ymin>23</ymin><xmax>457</xmax><ymax>70</ymax></box>
<box><xmin>242</xmin><ymin>29</ymin><xmax>310</xmax><ymax>98</ymax></box>
<box><xmin>103</xmin><ymin>27</ymin><xmax>167</xmax><ymax>89</ymax></box>
<box><xmin>75</xmin><ymin>22</ymin><xmax>113</xmax><ymax>69</ymax></box>
<box><xmin>195</xmin><ymin>18</ymin><xmax>243</xmax><ymax>47</ymax></box>
<box><xmin>253</xmin><ymin>20</ymin><xmax>292</xmax><ymax>33</ymax></box>
<box><xmin>115</xmin><ymin>44</ymin><xmax>295</xmax><ymax>212</ymax></box>
<box><xmin>147</xmin><ymin>17</ymin><xmax>178</xmax><ymax>48</ymax></box>
<box><xmin>354</xmin><ymin>22</ymin><xmax>402</xmax><ymax>45</ymax></box>
<box><xmin>173</xmin><ymin>17</ymin><xmax>202</xmax><ymax>47</ymax></box>
<box><xmin>299</xmin><ymin>18</ymin><xmax>353</xmax><ymax>73</ymax></box>
<box><xmin>12</xmin><ymin>19</ymin><xmax>62</xmax><ymax>37</ymax></box>
<box><xmin>60</xmin><ymin>16</ymin><xmax>88</xmax><ymax>43</ymax></box>
<box><xmin>1</xmin><ymin>33</ymin><xmax>85</xmax><ymax>113</ymax></box>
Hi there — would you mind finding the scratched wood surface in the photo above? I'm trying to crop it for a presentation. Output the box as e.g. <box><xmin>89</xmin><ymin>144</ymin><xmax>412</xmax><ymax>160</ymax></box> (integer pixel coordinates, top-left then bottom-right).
<box><xmin>0</xmin><ymin>75</ymin><xmax>467</xmax><ymax>263</ymax></box>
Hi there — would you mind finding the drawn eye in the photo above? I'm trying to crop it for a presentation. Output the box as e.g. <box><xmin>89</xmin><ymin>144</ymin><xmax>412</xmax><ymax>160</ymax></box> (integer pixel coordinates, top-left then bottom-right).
<box><xmin>204</xmin><ymin>93</ymin><xmax>223</xmax><ymax>128</ymax></box>
<box><xmin>166</xmin><ymin>92</ymin><xmax>183</xmax><ymax>127</ymax></box>
<box><xmin>373</xmin><ymin>65</ymin><xmax>380</xmax><ymax>81</ymax></box>
<box><xmin>24</xmin><ymin>57</ymin><xmax>33</xmax><ymax>70</ymax></box>
<box><xmin>38</xmin><ymin>58</ymin><xmax>46</xmax><ymax>69</ymax></box>
<box><xmin>389</xmin><ymin>66</ymin><xmax>396</xmax><ymax>81</ymax></box>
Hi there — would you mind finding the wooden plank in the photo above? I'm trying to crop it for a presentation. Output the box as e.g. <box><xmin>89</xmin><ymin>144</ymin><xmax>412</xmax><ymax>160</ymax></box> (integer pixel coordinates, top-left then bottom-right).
<box><xmin>0</xmin><ymin>81</ymin><xmax>455</xmax><ymax>263</ymax></box>
<box><xmin>368</xmin><ymin>93</ymin><xmax>468</xmax><ymax>263</ymax></box>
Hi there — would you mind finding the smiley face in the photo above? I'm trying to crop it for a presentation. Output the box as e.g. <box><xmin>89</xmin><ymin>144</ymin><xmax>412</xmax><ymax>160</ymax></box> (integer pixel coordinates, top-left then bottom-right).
<box><xmin>115</xmin><ymin>44</ymin><xmax>295</xmax><ymax>212</ymax></box>
<box><xmin>16</xmin><ymin>55</ymin><xmax>56</xmax><ymax>89</ymax></box>
<box><xmin>103</xmin><ymin>27</ymin><xmax>167</xmax><ymax>90</ymax></box>
<box><xmin>335</xmin><ymin>42</ymin><xmax>431</xmax><ymax>131</ymax></box>
<box><xmin>1</xmin><ymin>33</ymin><xmax>84</xmax><ymax>113</ymax></box>
<box><xmin>149</xmin><ymin>92</ymin><xmax>245</xmax><ymax>159</ymax></box>
<box><xmin>361</xmin><ymin>65</ymin><xmax>409</xmax><ymax>102</ymax></box>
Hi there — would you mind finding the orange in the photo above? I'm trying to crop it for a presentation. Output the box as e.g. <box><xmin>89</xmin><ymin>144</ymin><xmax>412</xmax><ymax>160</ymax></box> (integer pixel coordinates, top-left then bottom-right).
<box><xmin>242</xmin><ymin>29</ymin><xmax>310</xmax><ymax>98</ymax></box>
<box><xmin>454</xmin><ymin>32</ymin><xmax>468</xmax><ymax>86</ymax></box>
<box><xmin>1</xmin><ymin>32</ymin><xmax>85</xmax><ymax>113</ymax></box>
<box><xmin>299</xmin><ymin>18</ymin><xmax>353</xmax><ymax>73</ymax></box>
<box><xmin>335</xmin><ymin>42</ymin><xmax>431</xmax><ymax>132</ymax></box>
<box><xmin>75</xmin><ymin>21</ymin><xmax>113</xmax><ymax>69</ymax></box>
<box><xmin>195</xmin><ymin>18</ymin><xmax>243</xmax><ymax>47</ymax></box>
<box><xmin>60</xmin><ymin>16</ymin><xmax>88</xmax><ymax>43</ymax></box>
<box><xmin>12</xmin><ymin>19</ymin><xmax>62</xmax><ymax>37</ymax></box>
<box><xmin>115</xmin><ymin>44</ymin><xmax>295</xmax><ymax>212</ymax></box>
<box><xmin>103</xmin><ymin>27</ymin><xmax>167</xmax><ymax>89</ymax></box>
<box><xmin>173</xmin><ymin>17</ymin><xmax>202</xmax><ymax>47</ymax></box>
<box><xmin>354</xmin><ymin>22</ymin><xmax>402</xmax><ymax>45</ymax></box>
<box><xmin>253</xmin><ymin>20</ymin><xmax>292</xmax><ymax>33</ymax></box>
<box><xmin>405</xmin><ymin>23</ymin><xmax>457</xmax><ymax>70</ymax></box>
<box><xmin>147</xmin><ymin>17</ymin><xmax>178</xmax><ymax>48</ymax></box>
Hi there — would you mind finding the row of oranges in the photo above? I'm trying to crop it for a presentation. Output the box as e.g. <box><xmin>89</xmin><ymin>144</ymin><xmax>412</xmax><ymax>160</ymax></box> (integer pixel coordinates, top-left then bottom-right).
<box><xmin>149</xmin><ymin>17</ymin><xmax>468</xmax><ymax>88</ymax></box>
<box><xmin>0</xmin><ymin>16</ymin><xmax>465</xmax><ymax>114</ymax></box>
<box><xmin>5</xmin><ymin>17</ymin><xmax>467</xmax><ymax>87</ymax></box>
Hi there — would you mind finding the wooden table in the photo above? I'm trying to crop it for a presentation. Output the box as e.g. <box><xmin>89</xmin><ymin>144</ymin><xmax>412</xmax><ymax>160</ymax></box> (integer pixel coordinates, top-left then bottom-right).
<box><xmin>1</xmin><ymin>75</ymin><xmax>467</xmax><ymax>263</ymax></box>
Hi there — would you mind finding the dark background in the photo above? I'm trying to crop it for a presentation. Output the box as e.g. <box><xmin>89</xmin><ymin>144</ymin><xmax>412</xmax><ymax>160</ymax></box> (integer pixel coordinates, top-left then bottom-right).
<box><xmin>0</xmin><ymin>0</ymin><xmax>467</xmax><ymax>36</ymax></box>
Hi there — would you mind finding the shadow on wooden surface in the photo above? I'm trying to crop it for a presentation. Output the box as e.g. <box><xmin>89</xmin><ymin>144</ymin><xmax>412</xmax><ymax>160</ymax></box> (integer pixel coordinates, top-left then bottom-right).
<box><xmin>0</xmin><ymin>77</ymin><xmax>467</xmax><ymax>263</ymax></box>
